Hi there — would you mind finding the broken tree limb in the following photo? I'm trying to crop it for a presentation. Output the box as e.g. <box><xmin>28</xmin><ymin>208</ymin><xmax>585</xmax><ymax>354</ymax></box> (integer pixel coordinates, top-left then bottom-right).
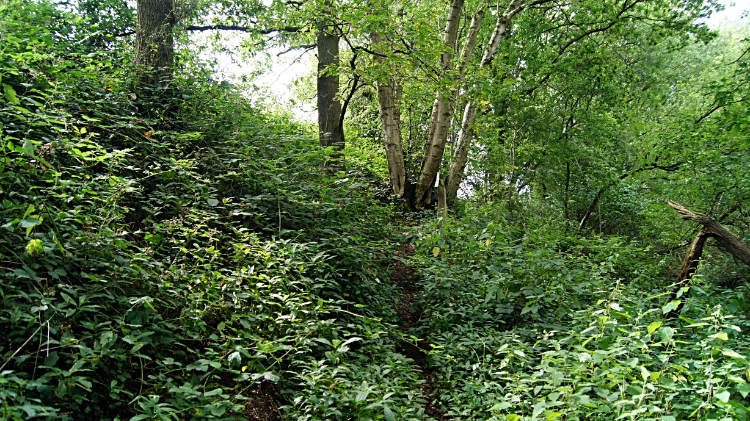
<box><xmin>667</xmin><ymin>201</ymin><xmax>750</xmax><ymax>266</ymax></box>
<box><xmin>664</xmin><ymin>201</ymin><xmax>750</xmax><ymax>318</ymax></box>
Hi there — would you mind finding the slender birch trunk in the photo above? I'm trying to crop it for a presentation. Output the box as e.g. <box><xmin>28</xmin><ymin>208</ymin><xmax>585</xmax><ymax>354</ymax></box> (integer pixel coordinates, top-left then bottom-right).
<box><xmin>371</xmin><ymin>33</ymin><xmax>407</xmax><ymax>195</ymax></box>
<box><xmin>446</xmin><ymin>0</ymin><xmax>525</xmax><ymax>204</ymax></box>
<box><xmin>412</xmin><ymin>0</ymin><xmax>466</xmax><ymax>208</ymax></box>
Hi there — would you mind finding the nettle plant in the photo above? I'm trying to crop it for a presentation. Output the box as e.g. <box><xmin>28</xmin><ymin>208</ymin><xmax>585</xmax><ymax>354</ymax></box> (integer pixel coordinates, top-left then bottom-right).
<box><xmin>410</xmin><ymin>214</ymin><xmax>750</xmax><ymax>420</ymax></box>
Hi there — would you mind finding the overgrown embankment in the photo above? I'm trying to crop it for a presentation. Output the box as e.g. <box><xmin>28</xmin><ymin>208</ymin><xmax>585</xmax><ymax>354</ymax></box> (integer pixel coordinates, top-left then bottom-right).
<box><xmin>0</xmin><ymin>5</ymin><xmax>434</xmax><ymax>419</ymax></box>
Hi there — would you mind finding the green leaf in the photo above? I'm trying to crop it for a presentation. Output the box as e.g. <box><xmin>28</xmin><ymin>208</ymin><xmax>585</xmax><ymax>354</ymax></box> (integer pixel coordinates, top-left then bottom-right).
<box><xmin>44</xmin><ymin>352</ymin><xmax>59</xmax><ymax>367</ymax></box>
<box><xmin>207</xmin><ymin>198</ymin><xmax>219</xmax><ymax>206</ymax></box>
<box><xmin>640</xmin><ymin>366</ymin><xmax>650</xmax><ymax>382</ymax></box>
<box><xmin>211</xmin><ymin>405</ymin><xmax>227</xmax><ymax>416</ymax></box>
<box><xmin>675</xmin><ymin>286</ymin><xmax>689</xmax><ymax>298</ymax></box>
<box><xmin>20</xmin><ymin>218</ymin><xmax>41</xmax><ymax>229</ymax></box>
<box><xmin>573</xmin><ymin>394</ymin><xmax>591</xmax><ymax>405</ymax></box>
<box><xmin>506</xmin><ymin>415</ymin><xmax>523</xmax><ymax>421</ymax></box>
<box><xmin>659</xmin><ymin>326</ymin><xmax>675</xmax><ymax>342</ymax></box>
<box><xmin>228</xmin><ymin>351</ymin><xmax>241</xmax><ymax>366</ymax></box>
<box><xmin>490</xmin><ymin>402</ymin><xmax>512</xmax><ymax>411</ymax></box>
<box><xmin>264</xmin><ymin>371</ymin><xmax>279</xmax><ymax>382</ymax></box>
<box><xmin>623</xmin><ymin>357</ymin><xmax>639</xmax><ymax>368</ymax></box>
<box><xmin>736</xmin><ymin>383</ymin><xmax>750</xmax><ymax>398</ymax></box>
<box><xmin>341</xmin><ymin>336</ymin><xmax>363</xmax><ymax>347</ymax></box>
<box><xmin>22</xmin><ymin>139</ymin><xmax>36</xmax><ymax>156</ymax></box>
<box><xmin>721</xmin><ymin>349</ymin><xmax>745</xmax><ymax>359</ymax></box>
<box><xmin>715</xmin><ymin>390</ymin><xmax>730</xmax><ymax>403</ymax></box>
<box><xmin>662</xmin><ymin>300</ymin><xmax>680</xmax><ymax>314</ymax></box>
<box><xmin>25</xmin><ymin>239</ymin><xmax>43</xmax><ymax>255</ymax></box>
<box><xmin>3</xmin><ymin>84</ymin><xmax>20</xmax><ymax>105</ymax></box>
<box><xmin>204</xmin><ymin>388</ymin><xmax>223</xmax><ymax>397</ymax></box>
<box><xmin>355</xmin><ymin>390</ymin><xmax>369</xmax><ymax>402</ymax></box>
<box><xmin>647</xmin><ymin>321</ymin><xmax>663</xmax><ymax>334</ymax></box>
<box><xmin>22</xmin><ymin>204</ymin><xmax>35</xmax><ymax>219</ymax></box>
<box><xmin>546</xmin><ymin>412</ymin><xmax>563</xmax><ymax>421</ymax></box>
<box><xmin>383</xmin><ymin>405</ymin><xmax>396</xmax><ymax>421</ymax></box>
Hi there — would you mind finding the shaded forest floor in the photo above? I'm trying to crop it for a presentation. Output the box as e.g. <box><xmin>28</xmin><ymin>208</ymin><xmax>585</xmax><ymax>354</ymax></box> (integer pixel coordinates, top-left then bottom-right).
<box><xmin>392</xmin><ymin>241</ymin><xmax>451</xmax><ymax>421</ymax></box>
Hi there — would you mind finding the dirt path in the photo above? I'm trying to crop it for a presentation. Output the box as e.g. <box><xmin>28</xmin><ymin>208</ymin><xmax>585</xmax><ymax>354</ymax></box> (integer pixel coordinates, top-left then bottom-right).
<box><xmin>241</xmin><ymin>241</ymin><xmax>449</xmax><ymax>421</ymax></box>
<box><xmin>391</xmin><ymin>242</ymin><xmax>450</xmax><ymax>421</ymax></box>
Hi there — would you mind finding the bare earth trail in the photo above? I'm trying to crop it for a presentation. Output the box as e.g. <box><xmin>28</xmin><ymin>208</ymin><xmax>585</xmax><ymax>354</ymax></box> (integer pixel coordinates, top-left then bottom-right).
<box><xmin>391</xmin><ymin>242</ymin><xmax>451</xmax><ymax>421</ymax></box>
<box><xmin>239</xmin><ymin>238</ymin><xmax>451</xmax><ymax>420</ymax></box>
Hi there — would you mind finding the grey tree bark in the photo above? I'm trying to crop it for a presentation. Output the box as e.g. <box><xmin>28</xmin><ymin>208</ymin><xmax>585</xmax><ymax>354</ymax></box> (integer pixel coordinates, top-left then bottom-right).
<box><xmin>412</xmin><ymin>0</ymin><xmax>466</xmax><ymax>209</ymax></box>
<box><xmin>371</xmin><ymin>32</ymin><xmax>407</xmax><ymax>195</ymax></box>
<box><xmin>134</xmin><ymin>0</ymin><xmax>175</xmax><ymax>86</ymax></box>
<box><xmin>446</xmin><ymin>0</ymin><xmax>525</xmax><ymax>204</ymax></box>
<box><xmin>317</xmin><ymin>2</ymin><xmax>344</xmax><ymax>163</ymax></box>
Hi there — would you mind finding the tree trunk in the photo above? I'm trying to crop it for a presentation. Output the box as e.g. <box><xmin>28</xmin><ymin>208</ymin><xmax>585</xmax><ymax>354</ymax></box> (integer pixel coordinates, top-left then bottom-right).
<box><xmin>437</xmin><ymin>173</ymin><xmax>447</xmax><ymax>228</ymax></box>
<box><xmin>443</xmin><ymin>11</ymin><xmax>484</xmax><ymax>204</ymax></box>
<box><xmin>664</xmin><ymin>227</ymin><xmax>713</xmax><ymax>319</ymax></box>
<box><xmin>564</xmin><ymin>161</ymin><xmax>570</xmax><ymax>220</ymax></box>
<box><xmin>445</xmin><ymin>0</ymin><xmax>524</xmax><ymax>205</ymax></box>
<box><xmin>134</xmin><ymin>0</ymin><xmax>175</xmax><ymax>86</ymax></box>
<box><xmin>371</xmin><ymin>31</ymin><xmax>407</xmax><ymax>196</ymax></box>
<box><xmin>317</xmin><ymin>4</ymin><xmax>343</xmax><ymax>163</ymax></box>
<box><xmin>446</xmin><ymin>101</ymin><xmax>477</xmax><ymax>203</ymax></box>
<box><xmin>412</xmin><ymin>0</ymin><xmax>465</xmax><ymax>209</ymax></box>
<box><xmin>578</xmin><ymin>188</ymin><xmax>604</xmax><ymax>231</ymax></box>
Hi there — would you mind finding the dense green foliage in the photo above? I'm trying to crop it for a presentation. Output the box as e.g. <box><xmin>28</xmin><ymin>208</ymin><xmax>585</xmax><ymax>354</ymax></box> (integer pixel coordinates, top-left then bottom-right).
<box><xmin>412</xmin><ymin>209</ymin><xmax>750</xmax><ymax>420</ymax></box>
<box><xmin>2</xmin><ymin>0</ymin><xmax>750</xmax><ymax>420</ymax></box>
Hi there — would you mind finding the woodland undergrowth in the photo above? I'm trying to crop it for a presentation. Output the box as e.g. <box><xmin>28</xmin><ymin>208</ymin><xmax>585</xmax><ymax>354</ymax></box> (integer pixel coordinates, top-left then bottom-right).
<box><xmin>0</xmin><ymin>4</ymin><xmax>429</xmax><ymax>419</ymax></box>
<box><xmin>3</xmin><ymin>1</ymin><xmax>750</xmax><ymax>421</ymax></box>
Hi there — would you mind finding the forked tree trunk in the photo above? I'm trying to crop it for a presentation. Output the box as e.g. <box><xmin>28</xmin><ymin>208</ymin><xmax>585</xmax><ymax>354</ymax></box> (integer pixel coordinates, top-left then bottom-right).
<box><xmin>446</xmin><ymin>0</ymin><xmax>525</xmax><ymax>204</ymax></box>
<box><xmin>412</xmin><ymin>0</ymin><xmax>466</xmax><ymax>209</ymax></box>
<box><xmin>134</xmin><ymin>0</ymin><xmax>175</xmax><ymax>86</ymax></box>
<box><xmin>664</xmin><ymin>201</ymin><xmax>750</xmax><ymax>318</ymax></box>
<box><xmin>371</xmin><ymin>31</ymin><xmax>407</xmax><ymax>196</ymax></box>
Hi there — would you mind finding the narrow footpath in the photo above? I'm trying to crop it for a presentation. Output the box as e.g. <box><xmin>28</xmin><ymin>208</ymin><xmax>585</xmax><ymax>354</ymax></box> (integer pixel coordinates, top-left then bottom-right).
<box><xmin>391</xmin><ymin>242</ymin><xmax>450</xmax><ymax>421</ymax></box>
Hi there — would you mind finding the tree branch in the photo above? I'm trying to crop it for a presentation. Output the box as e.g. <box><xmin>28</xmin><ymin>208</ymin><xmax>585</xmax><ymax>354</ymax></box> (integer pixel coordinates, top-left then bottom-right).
<box><xmin>339</xmin><ymin>53</ymin><xmax>360</xmax><ymax>134</ymax></box>
<box><xmin>185</xmin><ymin>25</ymin><xmax>302</xmax><ymax>34</ymax></box>
<box><xmin>277</xmin><ymin>43</ymin><xmax>316</xmax><ymax>56</ymax></box>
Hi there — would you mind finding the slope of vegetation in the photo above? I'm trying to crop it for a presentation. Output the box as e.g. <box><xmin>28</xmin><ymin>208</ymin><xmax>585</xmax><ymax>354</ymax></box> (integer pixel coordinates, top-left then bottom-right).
<box><xmin>0</xmin><ymin>2</ymin><xmax>425</xmax><ymax>419</ymax></box>
<box><xmin>2</xmin><ymin>0</ymin><xmax>750</xmax><ymax>420</ymax></box>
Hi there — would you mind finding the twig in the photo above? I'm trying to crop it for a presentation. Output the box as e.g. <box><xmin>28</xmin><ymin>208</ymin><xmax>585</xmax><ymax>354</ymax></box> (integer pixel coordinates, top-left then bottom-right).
<box><xmin>0</xmin><ymin>324</ymin><xmax>43</xmax><ymax>371</ymax></box>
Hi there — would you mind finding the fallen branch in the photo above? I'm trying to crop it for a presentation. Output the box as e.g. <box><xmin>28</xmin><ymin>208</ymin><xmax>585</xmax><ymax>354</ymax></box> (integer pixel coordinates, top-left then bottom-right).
<box><xmin>664</xmin><ymin>201</ymin><xmax>750</xmax><ymax>318</ymax></box>
<box><xmin>667</xmin><ymin>201</ymin><xmax>750</xmax><ymax>266</ymax></box>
